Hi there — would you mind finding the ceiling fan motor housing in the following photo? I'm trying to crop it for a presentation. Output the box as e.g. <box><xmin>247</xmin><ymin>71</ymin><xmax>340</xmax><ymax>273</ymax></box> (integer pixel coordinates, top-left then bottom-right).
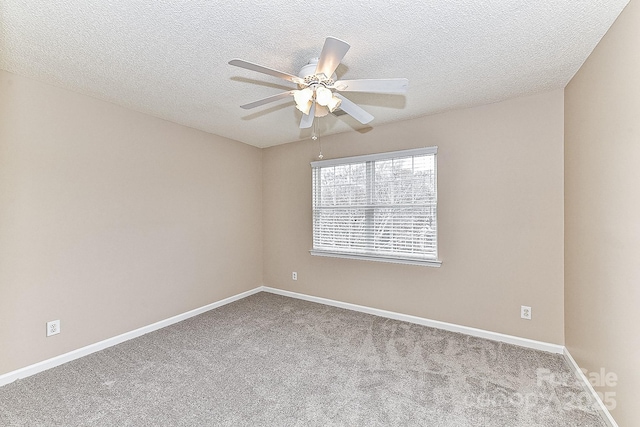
<box><xmin>298</xmin><ymin>58</ymin><xmax>337</xmax><ymax>88</ymax></box>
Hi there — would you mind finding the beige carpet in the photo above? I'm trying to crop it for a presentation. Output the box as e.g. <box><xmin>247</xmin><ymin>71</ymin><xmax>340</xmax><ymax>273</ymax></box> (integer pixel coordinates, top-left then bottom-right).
<box><xmin>0</xmin><ymin>292</ymin><xmax>606</xmax><ymax>426</ymax></box>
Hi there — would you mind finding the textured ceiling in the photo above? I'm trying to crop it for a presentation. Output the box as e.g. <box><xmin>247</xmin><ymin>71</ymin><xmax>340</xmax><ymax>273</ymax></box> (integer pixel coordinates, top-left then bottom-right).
<box><xmin>0</xmin><ymin>0</ymin><xmax>630</xmax><ymax>148</ymax></box>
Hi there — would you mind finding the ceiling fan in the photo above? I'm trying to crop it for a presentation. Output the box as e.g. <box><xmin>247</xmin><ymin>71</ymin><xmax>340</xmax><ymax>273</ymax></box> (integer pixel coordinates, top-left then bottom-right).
<box><xmin>229</xmin><ymin>37</ymin><xmax>408</xmax><ymax>129</ymax></box>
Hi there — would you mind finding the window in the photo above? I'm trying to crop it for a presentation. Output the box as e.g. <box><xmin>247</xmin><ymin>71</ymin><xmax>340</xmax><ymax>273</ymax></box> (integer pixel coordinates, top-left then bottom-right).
<box><xmin>311</xmin><ymin>147</ymin><xmax>440</xmax><ymax>267</ymax></box>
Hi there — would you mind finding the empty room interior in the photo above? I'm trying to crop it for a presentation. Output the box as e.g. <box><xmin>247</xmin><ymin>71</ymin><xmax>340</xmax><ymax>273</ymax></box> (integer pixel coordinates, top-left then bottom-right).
<box><xmin>1</xmin><ymin>1</ymin><xmax>639</xmax><ymax>426</ymax></box>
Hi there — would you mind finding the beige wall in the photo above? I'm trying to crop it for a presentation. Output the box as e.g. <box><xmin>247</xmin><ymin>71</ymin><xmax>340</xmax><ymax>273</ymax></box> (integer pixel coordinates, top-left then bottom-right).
<box><xmin>263</xmin><ymin>90</ymin><xmax>565</xmax><ymax>344</ymax></box>
<box><xmin>565</xmin><ymin>0</ymin><xmax>640</xmax><ymax>425</ymax></box>
<box><xmin>0</xmin><ymin>71</ymin><xmax>263</xmax><ymax>375</ymax></box>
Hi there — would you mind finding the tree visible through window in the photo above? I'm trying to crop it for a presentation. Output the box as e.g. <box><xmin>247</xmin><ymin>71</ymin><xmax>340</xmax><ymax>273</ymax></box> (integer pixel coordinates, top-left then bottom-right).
<box><xmin>311</xmin><ymin>147</ymin><xmax>439</xmax><ymax>266</ymax></box>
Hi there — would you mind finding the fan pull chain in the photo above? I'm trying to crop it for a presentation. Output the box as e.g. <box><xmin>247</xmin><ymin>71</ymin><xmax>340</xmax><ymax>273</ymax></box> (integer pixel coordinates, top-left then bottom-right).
<box><xmin>313</xmin><ymin>119</ymin><xmax>323</xmax><ymax>159</ymax></box>
<box><xmin>312</xmin><ymin>118</ymin><xmax>318</xmax><ymax>141</ymax></box>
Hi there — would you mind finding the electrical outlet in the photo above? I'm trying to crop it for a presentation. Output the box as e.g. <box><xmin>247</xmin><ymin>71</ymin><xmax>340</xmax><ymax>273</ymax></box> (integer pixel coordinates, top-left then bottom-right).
<box><xmin>292</xmin><ymin>272</ymin><xmax>297</xmax><ymax>281</ymax></box>
<box><xmin>521</xmin><ymin>306</ymin><xmax>532</xmax><ymax>320</ymax></box>
<box><xmin>47</xmin><ymin>320</ymin><xmax>61</xmax><ymax>336</ymax></box>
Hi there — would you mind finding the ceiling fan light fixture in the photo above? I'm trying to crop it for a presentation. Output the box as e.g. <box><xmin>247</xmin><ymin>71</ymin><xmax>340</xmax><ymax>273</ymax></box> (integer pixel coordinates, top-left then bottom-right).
<box><xmin>315</xmin><ymin>104</ymin><xmax>329</xmax><ymax>117</ymax></box>
<box><xmin>293</xmin><ymin>87</ymin><xmax>314</xmax><ymax>111</ymax></box>
<box><xmin>327</xmin><ymin>95</ymin><xmax>342</xmax><ymax>112</ymax></box>
<box><xmin>315</xmin><ymin>86</ymin><xmax>333</xmax><ymax>106</ymax></box>
<box><xmin>295</xmin><ymin>99</ymin><xmax>313</xmax><ymax>115</ymax></box>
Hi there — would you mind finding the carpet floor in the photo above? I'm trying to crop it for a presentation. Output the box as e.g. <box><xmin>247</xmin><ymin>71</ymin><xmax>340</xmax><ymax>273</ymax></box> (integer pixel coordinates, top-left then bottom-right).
<box><xmin>0</xmin><ymin>292</ymin><xmax>606</xmax><ymax>426</ymax></box>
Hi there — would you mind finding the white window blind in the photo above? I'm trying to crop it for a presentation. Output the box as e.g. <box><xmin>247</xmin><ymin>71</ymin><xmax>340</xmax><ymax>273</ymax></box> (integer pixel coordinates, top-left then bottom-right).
<box><xmin>311</xmin><ymin>147</ymin><xmax>440</xmax><ymax>266</ymax></box>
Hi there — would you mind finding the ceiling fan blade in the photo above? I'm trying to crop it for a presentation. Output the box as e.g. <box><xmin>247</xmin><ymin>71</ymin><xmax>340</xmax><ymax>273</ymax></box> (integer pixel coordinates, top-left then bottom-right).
<box><xmin>229</xmin><ymin>59</ymin><xmax>303</xmax><ymax>85</ymax></box>
<box><xmin>333</xmin><ymin>94</ymin><xmax>374</xmax><ymax>124</ymax></box>
<box><xmin>333</xmin><ymin>78</ymin><xmax>409</xmax><ymax>94</ymax></box>
<box><xmin>315</xmin><ymin>37</ymin><xmax>350</xmax><ymax>77</ymax></box>
<box><xmin>240</xmin><ymin>91</ymin><xmax>294</xmax><ymax>109</ymax></box>
<box><xmin>300</xmin><ymin>102</ymin><xmax>316</xmax><ymax>129</ymax></box>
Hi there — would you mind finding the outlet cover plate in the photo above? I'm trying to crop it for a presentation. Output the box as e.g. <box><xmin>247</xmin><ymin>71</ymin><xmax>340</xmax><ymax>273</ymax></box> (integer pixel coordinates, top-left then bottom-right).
<box><xmin>521</xmin><ymin>306</ymin><xmax>532</xmax><ymax>320</ymax></box>
<box><xmin>47</xmin><ymin>320</ymin><xmax>60</xmax><ymax>336</ymax></box>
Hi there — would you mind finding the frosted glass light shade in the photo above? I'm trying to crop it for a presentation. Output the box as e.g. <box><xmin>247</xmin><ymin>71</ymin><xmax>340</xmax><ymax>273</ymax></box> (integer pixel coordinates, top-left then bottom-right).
<box><xmin>293</xmin><ymin>87</ymin><xmax>313</xmax><ymax>106</ymax></box>
<box><xmin>327</xmin><ymin>96</ymin><xmax>342</xmax><ymax>112</ymax></box>
<box><xmin>315</xmin><ymin>87</ymin><xmax>333</xmax><ymax>106</ymax></box>
<box><xmin>293</xmin><ymin>87</ymin><xmax>314</xmax><ymax>115</ymax></box>
<box><xmin>314</xmin><ymin>104</ymin><xmax>329</xmax><ymax>117</ymax></box>
<box><xmin>296</xmin><ymin>100</ymin><xmax>313</xmax><ymax>115</ymax></box>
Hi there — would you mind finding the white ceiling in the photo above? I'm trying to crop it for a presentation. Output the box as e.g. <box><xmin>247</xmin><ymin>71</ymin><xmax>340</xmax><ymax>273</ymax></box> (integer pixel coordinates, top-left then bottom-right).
<box><xmin>1</xmin><ymin>0</ymin><xmax>629</xmax><ymax>148</ymax></box>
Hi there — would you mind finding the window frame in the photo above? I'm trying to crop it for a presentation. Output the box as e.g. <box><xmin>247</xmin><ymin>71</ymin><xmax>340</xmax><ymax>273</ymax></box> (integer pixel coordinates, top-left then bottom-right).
<box><xmin>310</xmin><ymin>147</ymin><xmax>441</xmax><ymax>267</ymax></box>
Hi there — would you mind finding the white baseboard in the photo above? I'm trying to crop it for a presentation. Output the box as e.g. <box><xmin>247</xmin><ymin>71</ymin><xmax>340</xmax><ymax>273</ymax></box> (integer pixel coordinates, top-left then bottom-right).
<box><xmin>261</xmin><ymin>286</ymin><xmax>565</xmax><ymax>354</ymax></box>
<box><xmin>0</xmin><ymin>287</ymin><xmax>263</xmax><ymax>387</ymax></box>
<box><xmin>563</xmin><ymin>348</ymin><xmax>619</xmax><ymax>427</ymax></box>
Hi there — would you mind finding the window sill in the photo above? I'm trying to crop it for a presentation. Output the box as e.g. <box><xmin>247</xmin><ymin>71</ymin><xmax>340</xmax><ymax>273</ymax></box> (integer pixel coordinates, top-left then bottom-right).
<box><xmin>309</xmin><ymin>250</ymin><xmax>442</xmax><ymax>267</ymax></box>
